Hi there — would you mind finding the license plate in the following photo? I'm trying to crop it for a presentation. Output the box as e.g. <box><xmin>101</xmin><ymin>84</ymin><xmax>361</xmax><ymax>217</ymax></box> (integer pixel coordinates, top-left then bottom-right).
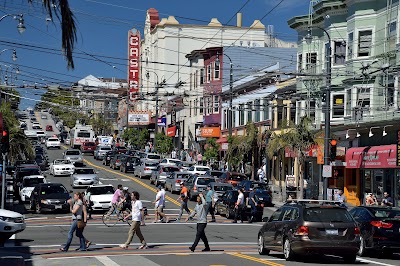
<box><xmin>326</xmin><ymin>229</ymin><xmax>338</xmax><ymax>235</ymax></box>
<box><xmin>259</xmin><ymin>197</ymin><xmax>263</xmax><ymax>200</ymax></box>
<box><xmin>55</xmin><ymin>205</ymin><xmax>62</xmax><ymax>209</ymax></box>
<box><xmin>102</xmin><ymin>204</ymin><xmax>109</xmax><ymax>209</ymax></box>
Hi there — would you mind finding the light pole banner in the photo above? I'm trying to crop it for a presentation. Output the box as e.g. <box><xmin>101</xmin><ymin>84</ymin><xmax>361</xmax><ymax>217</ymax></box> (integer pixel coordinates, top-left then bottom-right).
<box><xmin>127</xmin><ymin>28</ymin><xmax>141</xmax><ymax>104</ymax></box>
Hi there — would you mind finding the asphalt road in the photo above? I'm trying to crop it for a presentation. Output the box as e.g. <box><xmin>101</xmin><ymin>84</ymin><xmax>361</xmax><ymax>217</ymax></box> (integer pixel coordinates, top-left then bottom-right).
<box><xmin>2</xmin><ymin>113</ymin><xmax>400</xmax><ymax>266</ymax></box>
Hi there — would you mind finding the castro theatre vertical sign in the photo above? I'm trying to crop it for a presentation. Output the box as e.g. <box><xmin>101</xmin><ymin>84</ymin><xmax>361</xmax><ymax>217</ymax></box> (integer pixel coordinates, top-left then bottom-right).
<box><xmin>128</xmin><ymin>28</ymin><xmax>141</xmax><ymax>106</ymax></box>
<box><xmin>397</xmin><ymin>130</ymin><xmax>400</xmax><ymax>166</ymax></box>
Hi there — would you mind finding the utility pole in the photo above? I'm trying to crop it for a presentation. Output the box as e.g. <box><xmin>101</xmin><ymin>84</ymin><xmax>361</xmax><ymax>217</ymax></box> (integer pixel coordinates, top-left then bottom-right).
<box><xmin>154</xmin><ymin>85</ymin><xmax>159</xmax><ymax>152</ymax></box>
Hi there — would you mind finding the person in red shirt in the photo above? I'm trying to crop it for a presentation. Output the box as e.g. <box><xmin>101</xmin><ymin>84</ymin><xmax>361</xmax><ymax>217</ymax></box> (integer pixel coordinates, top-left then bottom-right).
<box><xmin>177</xmin><ymin>182</ymin><xmax>191</xmax><ymax>221</ymax></box>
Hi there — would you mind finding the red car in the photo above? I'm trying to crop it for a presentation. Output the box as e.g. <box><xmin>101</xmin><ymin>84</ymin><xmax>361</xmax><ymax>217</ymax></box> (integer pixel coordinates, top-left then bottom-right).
<box><xmin>45</xmin><ymin>125</ymin><xmax>53</xmax><ymax>131</ymax></box>
<box><xmin>80</xmin><ymin>141</ymin><xmax>96</xmax><ymax>154</ymax></box>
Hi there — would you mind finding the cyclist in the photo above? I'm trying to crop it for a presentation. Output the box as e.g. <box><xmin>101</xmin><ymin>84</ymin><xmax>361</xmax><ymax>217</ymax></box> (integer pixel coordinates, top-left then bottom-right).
<box><xmin>106</xmin><ymin>184</ymin><xmax>123</xmax><ymax>217</ymax></box>
<box><xmin>120</xmin><ymin>187</ymin><xmax>132</xmax><ymax>215</ymax></box>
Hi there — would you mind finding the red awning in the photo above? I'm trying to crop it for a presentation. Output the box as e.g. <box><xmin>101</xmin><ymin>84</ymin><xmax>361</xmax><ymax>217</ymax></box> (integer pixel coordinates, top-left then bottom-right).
<box><xmin>216</xmin><ymin>137</ymin><xmax>227</xmax><ymax>144</ymax></box>
<box><xmin>345</xmin><ymin>145</ymin><xmax>398</xmax><ymax>169</ymax></box>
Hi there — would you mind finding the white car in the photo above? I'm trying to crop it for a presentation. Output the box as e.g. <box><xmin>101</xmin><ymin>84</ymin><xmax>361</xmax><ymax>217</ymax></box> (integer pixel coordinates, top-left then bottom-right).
<box><xmin>86</xmin><ymin>185</ymin><xmax>115</xmax><ymax>210</ymax></box>
<box><xmin>19</xmin><ymin>175</ymin><xmax>46</xmax><ymax>202</ymax></box>
<box><xmin>49</xmin><ymin>159</ymin><xmax>75</xmax><ymax>176</ymax></box>
<box><xmin>36</xmin><ymin>131</ymin><xmax>46</xmax><ymax>138</ymax></box>
<box><xmin>46</xmin><ymin>137</ymin><xmax>61</xmax><ymax>149</ymax></box>
<box><xmin>0</xmin><ymin>209</ymin><xmax>26</xmax><ymax>237</ymax></box>
<box><xmin>186</xmin><ymin>165</ymin><xmax>211</xmax><ymax>176</ymax></box>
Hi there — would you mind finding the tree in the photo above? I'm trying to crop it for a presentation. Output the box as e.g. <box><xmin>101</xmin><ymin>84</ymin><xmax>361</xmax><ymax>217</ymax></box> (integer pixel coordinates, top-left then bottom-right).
<box><xmin>203</xmin><ymin>138</ymin><xmax>220</xmax><ymax>162</ymax></box>
<box><xmin>122</xmin><ymin>128</ymin><xmax>149</xmax><ymax>149</ymax></box>
<box><xmin>154</xmin><ymin>133</ymin><xmax>172</xmax><ymax>155</ymax></box>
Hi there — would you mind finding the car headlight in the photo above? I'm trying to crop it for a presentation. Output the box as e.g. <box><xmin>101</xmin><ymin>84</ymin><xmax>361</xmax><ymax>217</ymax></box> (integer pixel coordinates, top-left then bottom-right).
<box><xmin>66</xmin><ymin>157</ymin><xmax>71</xmax><ymax>160</ymax></box>
<box><xmin>41</xmin><ymin>200</ymin><xmax>49</xmax><ymax>204</ymax></box>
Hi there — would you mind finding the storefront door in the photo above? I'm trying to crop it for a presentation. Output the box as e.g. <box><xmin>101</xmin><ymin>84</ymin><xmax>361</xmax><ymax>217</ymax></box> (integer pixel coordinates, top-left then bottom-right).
<box><xmin>362</xmin><ymin>169</ymin><xmax>394</xmax><ymax>205</ymax></box>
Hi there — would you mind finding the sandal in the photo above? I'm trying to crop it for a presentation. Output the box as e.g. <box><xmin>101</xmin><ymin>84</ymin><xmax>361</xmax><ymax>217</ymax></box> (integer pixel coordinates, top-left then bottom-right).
<box><xmin>86</xmin><ymin>241</ymin><xmax>92</xmax><ymax>248</ymax></box>
<box><xmin>60</xmin><ymin>248</ymin><xmax>67</xmax><ymax>252</ymax></box>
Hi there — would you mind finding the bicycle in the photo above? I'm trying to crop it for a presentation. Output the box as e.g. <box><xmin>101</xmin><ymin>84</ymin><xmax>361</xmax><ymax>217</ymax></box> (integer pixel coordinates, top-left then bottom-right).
<box><xmin>102</xmin><ymin>205</ymin><xmax>132</xmax><ymax>227</ymax></box>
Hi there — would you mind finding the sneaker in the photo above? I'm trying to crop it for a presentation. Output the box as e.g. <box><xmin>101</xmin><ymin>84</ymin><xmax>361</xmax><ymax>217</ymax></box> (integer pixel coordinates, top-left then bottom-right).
<box><xmin>202</xmin><ymin>247</ymin><xmax>211</xmax><ymax>252</ymax></box>
<box><xmin>189</xmin><ymin>247</ymin><xmax>195</xmax><ymax>252</ymax></box>
<box><xmin>239</xmin><ymin>221</ymin><xmax>243</xmax><ymax>224</ymax></box>
<box><xmin>210</xmin><ymin>219</ymin><xmax>216</xmax><ymax>223</ymax></box>
<box><xmin>231</xmin><ymin>221</ymin><xmax>237</xmax><ymax>223</ymax></box>
<box><xmin>119</xmin><ymin>244</ymin><xmax>128</xmax><ymax>249</ymax></box>
<box><xmin>138</xmin><ymin>244</ymin><xmax>148</xmax><ymax>249</ymax></box>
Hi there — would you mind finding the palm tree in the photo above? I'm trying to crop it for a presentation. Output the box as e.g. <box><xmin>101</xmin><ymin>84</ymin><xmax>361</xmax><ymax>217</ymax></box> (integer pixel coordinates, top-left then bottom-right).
<box><xmin>26</xmin><ymin>0</ymin><xmax>77</xmax><ymax>68</ymax></box>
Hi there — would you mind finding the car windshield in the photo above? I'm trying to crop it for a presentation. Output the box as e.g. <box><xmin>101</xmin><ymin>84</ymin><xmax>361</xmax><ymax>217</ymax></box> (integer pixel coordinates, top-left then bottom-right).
<box><xmin>303</xmin><ymin>207</ymin><xmax>354</xmax><ymax>222</ymax></box>
<box><xmin>197</xmin><ymin>178</ymin><xmax>215</xmax><ymax>186</ymax></box>
<box><xmin>196</xmin><ymin>167</ymin><xmax>209</xmax><ymax>171</ymax></box>
<box><xmin>209</xmin><ymin>171</ymin><xmax>225</xmax><ymax>178</ymax></box>
<box><xmin>254</xmin><ymin>192</ymin><xmax>270</xmax><ymax>199</ymax></box>
<box><xmin>213</xmin><ymin>185</ymin><xmax>231</xmax><ymax>192</ymax></box>
<box><xmin>229</xmin><ymin>174</ymin><xmax>247</xmax><ymax>181</ymax></box>
<box><xmin>370</xmin><ymin>208</ymin><xmax>400</xmax><ymax>219</ymax></box>
<box><xmin>88</xmin><ymin>186</ymin><xmax>114</xmax><ymax>195</ymax></box>
<box><xmin>163</xmin><ymin>167</ymin><xmax>179</xmax><ymax>172</ymax></box>
<box><xmin>75</xmin><ymin>169</ymin><xmax>95</xmax><ymax>175</ymax></box>
<box><xmin>18</xmin><ymin>169</ymin><xmax>41</xmax><ymax>178</ymax></box>
<box><xmin>48</xmin><ymin>138</ymin><xmax>59</xmax><ymax>141</ymax></box>
<box><xmin>66</xmin><ymin>150</ymin><xmax>80</xmax><ymax>155</ymax></box>
<box><xmin>42</xmin><ymin>185</ymin><xmax>68</xmax><ymax>194</ymax></box>
<box><xmin>55</xmin><ymin>160</ymin><xmax>71</xmax><ymax>165</ymax></box>
<box><xmin>100</xmin><ymin>147</ymin><xmax>112</xmax><ymax>151</ymax></box>
<box><xmin>23</xmin><ymin>178</ymin><xmax>44</xmax><ymax>187</ymax></box>
<box><xmin>77</xmin><ymin>132</ymin><xmax>91</xmax><ymax>138</ymax></box>
<box><xmin>148</xmin><ymin>154</ymin><xmax>161</xmax><ymax>160</ymax></box>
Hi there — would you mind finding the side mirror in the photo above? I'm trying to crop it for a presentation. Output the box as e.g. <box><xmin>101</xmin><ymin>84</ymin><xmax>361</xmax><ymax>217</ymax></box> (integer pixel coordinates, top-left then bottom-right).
<box><xmin>262</xmin><ymin>217</ymin><xmax>269</xmax><ymax>222</ymax></box>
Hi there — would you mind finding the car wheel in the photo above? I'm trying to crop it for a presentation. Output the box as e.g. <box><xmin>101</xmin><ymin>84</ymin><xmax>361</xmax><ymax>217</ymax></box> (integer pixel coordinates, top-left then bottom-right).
<box><xmin>35</xmin><ymin>203</ymin><xmax>42</xmax><ymax>214</ymax></box>
<box><xmin>225</xmin><ymin>205</ymin><xmax>232</xmax><ymax>219</ymax></box>
<box><xmin>283</xmin><ymin>238</ymin><xmax>296</xmax><ymax>261</ymax></box>
<box><xmin>358</xmin><ymin>235</ymin><xmax>367</xmax><ymax>257</ymax></box>
<box><xmin>258</xmin><ymin>234</ymin><xmax>270</xmax><ymax>255</ymax></box>
<box><xmin>215</xmin><ymin>205</ymin><xmax>220</xmax><ymax>215</ymax></box>
<box><xmin>342</xmin><ymin>254</ymin><xmax>357</xmax><ymax>263</ymax></box>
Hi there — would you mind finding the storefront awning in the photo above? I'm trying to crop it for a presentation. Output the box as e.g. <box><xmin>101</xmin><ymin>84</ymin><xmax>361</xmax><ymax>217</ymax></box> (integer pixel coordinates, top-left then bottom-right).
<box><xmin>345</xmin><ymin>145</ymin><xmax>398</xmax><ymax>169</ymax></box>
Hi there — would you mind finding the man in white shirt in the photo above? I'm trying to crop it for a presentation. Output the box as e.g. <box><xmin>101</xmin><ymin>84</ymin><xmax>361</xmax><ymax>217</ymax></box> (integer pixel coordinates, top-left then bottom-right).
<box><xmin>171</xmin><ymin>149</ymin><xmax>177</xmax><ymax>159</ymax></box>
<box><xmin>152</xmin><ymin>186</ymin><xmax>169</xmax><ymax>223</ymax></box>
<box><xmin>120</xmin><ymin>191</ymin><xmax>147</xmax><ymax>249</ymax></box>
<box><xmin>232</xmin><ymin>189</ymin><xmax>245</xmax><ymax>223</ymax></box>
<box><xmin>257</xmin><ymin>166</ymin><xmax>265</xmax><ymax>183</ymax></box>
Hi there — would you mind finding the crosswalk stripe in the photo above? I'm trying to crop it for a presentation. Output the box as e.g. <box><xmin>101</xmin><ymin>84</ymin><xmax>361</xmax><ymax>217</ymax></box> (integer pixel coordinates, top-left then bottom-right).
<box><xmin>96</xmin><ymin>256</ymin><xmax>120</xmax><ymax>266</ymax></box>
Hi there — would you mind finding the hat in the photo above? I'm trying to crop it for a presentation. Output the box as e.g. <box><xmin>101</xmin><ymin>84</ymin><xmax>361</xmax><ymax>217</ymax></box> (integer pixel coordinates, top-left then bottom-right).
<box><xmin>180</xmin><ymin>182</ymin><xmax>184</xmax><ymax>185</ymax></box>
<box><xmin>207</xmin><ymin>184</ymin><xmax>211</xmax><ymax>188</ymax></box>
<box><xmin>123</xmin><ymin>187</ymin><xmax>129</xmax><ymax>191</ymax></box>
<box><xmin>157</xmin><ymin>185</ymin><xmax>162</xmax><ymax>190</ymax></box>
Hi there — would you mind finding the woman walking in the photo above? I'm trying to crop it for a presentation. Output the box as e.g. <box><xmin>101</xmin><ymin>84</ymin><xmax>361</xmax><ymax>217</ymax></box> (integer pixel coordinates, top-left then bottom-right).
<box><xmin>186</xmin><ymin>193</ymin><xmax>210</xmax><ymax>252</ymax></box>
<box><xmin>60</xmin><ymin>192</ymin><xmax>89</xmax><ymax>252</ymax></box>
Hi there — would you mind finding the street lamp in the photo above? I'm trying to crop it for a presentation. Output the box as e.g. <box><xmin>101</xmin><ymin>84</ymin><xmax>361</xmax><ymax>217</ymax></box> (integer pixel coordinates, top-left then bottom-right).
<box><xmin>215</xmin><ymin>52</ymin><xmax>233</xmax><ymax>170</ymax></box>
<box><xmin>305</xmin><ymin>26</ymin><xmax>332</xmax><ymax>200</ymax></box>
<box><xmin>0</xmin><ymin>49</ymin><xmax>18</xmax><ymax>61</ymax></box>
<box><xmin>0</xmin><ymin>14</ymin><xmax>26</xmax><ymax>34</ymax></box>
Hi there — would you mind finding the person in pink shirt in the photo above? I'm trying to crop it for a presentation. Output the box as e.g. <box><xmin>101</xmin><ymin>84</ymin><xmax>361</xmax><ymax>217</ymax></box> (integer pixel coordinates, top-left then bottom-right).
<box><xmin>105</xmin><ymin>184</ymin><xmax>123</xmax><ymax>217</ymax></box>
<box><xmin>197</xmin><ymin>153</ymin><xmax>203</xmax><ymax>165</ymax></box>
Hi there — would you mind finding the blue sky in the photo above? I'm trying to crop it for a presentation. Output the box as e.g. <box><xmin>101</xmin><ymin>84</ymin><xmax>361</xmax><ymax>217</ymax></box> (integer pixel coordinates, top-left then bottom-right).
<box><xmin>0</xmin><ymin>0</ymin><xmax>309</xmax><ymax>108</ymax></box>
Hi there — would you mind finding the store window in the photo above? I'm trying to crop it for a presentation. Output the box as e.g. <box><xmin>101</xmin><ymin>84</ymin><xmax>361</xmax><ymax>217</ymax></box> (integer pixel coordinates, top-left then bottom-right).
<box><xmin>334</xmin><ymin>41</ymin><xmax>346</xmax><ymax>65</ymax></box>
<box><xmin>199</xmin><ymin>97</ymin><xmax>204</xmax><ymax>114</ymax></box>
<box><xmin>213</xmin><ymin>95</ymin><xmax>219</xmax><ymax>113</ymax></box>
<box><xmin>347</xmin><ymin>32</ymin><xmax>353</xmax><ymax>59</ymax></box>
<box><xmin>247</xmin><ymin>102</ymin><xmax>252</xmax><ymax>122</ymax></box>
<box><xmin>207</xmin><ymin>65</ymin><xmax>211</xmax><ymax>82</ymax></box>
<box><xmin>332</xmin><ymin>94</ymin><xmax>345</xmax><ymax>118</ymax></box>
<box><xmin>263</xmin><ymin>98</ymin><xmax>270</xmax><ymax>121</ymax></box>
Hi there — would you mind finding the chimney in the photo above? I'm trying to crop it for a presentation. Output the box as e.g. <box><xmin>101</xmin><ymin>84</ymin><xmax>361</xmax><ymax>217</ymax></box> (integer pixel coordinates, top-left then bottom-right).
<box><xmin>237</xmin><ymin>13</ymin><xmax>242</xmax><ymax>27</ymax></box>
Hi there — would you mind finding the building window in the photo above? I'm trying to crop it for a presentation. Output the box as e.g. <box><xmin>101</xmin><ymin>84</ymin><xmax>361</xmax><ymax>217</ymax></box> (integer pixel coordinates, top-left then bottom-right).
<box><xmin>189</xmin><ymin>101</ymin><xmax>192</xmax><ymax>116</ymax></box>
<box><xmin>358</xmin><ymin>30</ymin><xmax>372</xmax><ymax>57</ymax></box>
<box><xmin>247</xmin><ymin>103</ymin><xmax>252</xmax><ymax>122</ymax></box>
<box><xmin>214</xmin><ymin>61</ymin><xmax>220</xmax><ymax>79</ymax></box>
<box><xmin>200</xmin><ymin>69</ymin><xmax>204</xmax><ymax>85</ymax></box>
<box><xmin>298</xmin><ymin>54</ymin><xmax>303</xmax><ymax>72</ymax></box>
<box><xmin>306</xmin><ymin>52</ymin><xmax>317</xmax><ymax>74</ymax></box>
<box><xmin>332</xmin><ymin>94</ymin><xmax>345</xmax><ymax>118</ymax></box>
<box><xmin>263</xmin><ymin>98</ymin><xmax>269</xmax><ymax>121</ymax></box>
<box><xmin>254</xmin><ymin>99</ymin><xmax>260</xmax><ymax>122</ymax></box>
<box><xmin>347</xmin><ymin>32</ymin><xmax>353</xmax><ymax>59</ymax></box>
<box><xmin>334</xmin><ymin>41</ymin><xmax>346</xmax><ymax>65</ymax></box>
<box><xmin>388</xmin><ymin>21</ymin><xmax>397</xmax><ymax>51</ymax></box>
<box><xmin>357</xmin><ymin>87</ymin><xmax>370</xmax><ymax>107</ymax></box>
<box><xmin>239</xmin><ymin>104</ymin><xmax>245</xmax><ymax>126</ymax></box>
<box><xmin>195</xmin><ymin>70</ymin><xmax>198</xmax><ymax>88</ymax></box>
<box><xmin>213</xmin><ymin>95</ymin><xmax>219</xmax><ymax>113</ymax></box>
<box><xmin>207</xmin><ymin>96</ymin><xmax>213</xmax><ymax>114</ymax></box>
<box><xmin>346</xmin><ymin>89</ymin><xmax>352</xmax><ymax>116</ymax></box>
<box><xmin>207</xmin><ymin>65</ymin><xmax>211</xmax><ymax>82</ymax></box>
<box><xmin>199</xmin><ymin>97</ymin><xmax>204</xmax><ymax>114</ymax></box>
<box><xmin>194</xmin><ymin>99</ymin><xmax>197</xmax><ymax>116</ymax></box>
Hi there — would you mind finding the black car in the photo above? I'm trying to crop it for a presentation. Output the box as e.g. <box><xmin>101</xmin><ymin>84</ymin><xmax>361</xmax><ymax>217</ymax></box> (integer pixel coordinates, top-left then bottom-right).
<box><xmin>59</xmin><ymin>131</ymin><xmax>68</xmax><ymax>143</ymax></box>
<box><xmin>215</xmin><ymin>190</ymin><xmax>264</xmax><ymax>222</ymax></box>
<box><xmin>13</xmin><ymin>165</ymin><xmax>42</xmax><ymax>196</ymax></box>
<box><xmin>102</xmin><ymin>151</ymin><xmax>115</xmax><ymax>166</ymax></box>
<box><xmin>258</xmin><ymin>200</ymin><xmax>360</xmax><ymax>262</ymax></box>
<box><xmin>120</xmin><ymin>156</ymin><xmax>141</xmax><ymax>173</ymax></box>
<box><xmin>109</xmin><ymin>154</ymin><xmax>127</xmax><ymax>170</ymax></box>
<box><xmin>30</xmin><ymin>183</ymin><xmax>71</xmax><ymax>214</ymax></box>
<box><xmin>35</xmin><ymin>154</ymin><xmax>48</xmax><ymax>171</ymax></box>
<box><xmin>349</xmin><ymin>206</ymin><xmax>400</xmax><ymax>257</ymax></box>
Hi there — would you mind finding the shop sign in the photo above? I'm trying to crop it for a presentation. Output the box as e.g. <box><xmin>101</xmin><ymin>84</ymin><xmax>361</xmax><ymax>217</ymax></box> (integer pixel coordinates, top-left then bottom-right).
<box><xmin>221</xmin><ymin>143</ymin><xmax>229</xmax><ymax>151</ymax></box>
<box><xmin>167</xmin><ymin>126</ymin><xmax>176</xmax><ymax>137</ymax></box>
<box><xmin>397</xmin><ymin>130</ymin><xmax>400</xmax><ymax>166</ymax></box>
<box><xmin>128</xmin><ymin>111</ymin><xmax>150</xmax><ymax>125</ymax></box>
<box><xmin>157</xmin><ymin>117</ymin><xmax>166</xmax><ymax>127</ymax></box>
<box><xmin>127</xmin><ymin>28</ymin><xmax>141</xmax><ymax>104</ymax></box>
<box><xmin>200</xmin><ymin>127</ymin><xmax>221</xmax><ymax>138</ymax></box>
<box><xmin>346</xmin><ymin>145</ymin><xmax>398</xmax><ymax>169</ymax></box>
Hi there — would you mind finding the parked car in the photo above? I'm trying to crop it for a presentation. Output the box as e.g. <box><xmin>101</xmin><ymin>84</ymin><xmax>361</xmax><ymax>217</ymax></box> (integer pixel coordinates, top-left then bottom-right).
<box><xmin>184</xmin><ymin>175</ymin><xmax>217</xmax><ymax>200</ymax></box>
<box><xmin>102</xmin><ymin>151</ymin><xmax>115</xmax><ymax>166</ymax></box>
<box><xmin>64</xmin><ymin>136</ymin><xmax>71</xmax><ymax>145</ymax></box>
<box><xmin>208</xmin><ymin>182</ymin><xmax>233</xmax><ymax>201</ymax></box>
<box><xmin>159</xmin><ymin>158</ymin><xmax>182</xmax><ymax>166</ymax></box>
<box><xmin>94</xmin><ymin>145</ymin><xmax>112</xmax><ymax>160</ymax></box>
<box><xmin>30</xmin><ymin>183</ymin><xmax>71</xmax><ymax>214</ymax></box>
<box><xmin>70</xmin><ymin>167</ymin><xmax>99</xmax><ymax>188</ymax></box>
<box><xmin>141</xmin><ymin>153</ymin><xmax>161</xmax><ymax>161</ymax></box>
<box><xmin>134</xmin><ymin>159</ymin><xmax>159</xmax><ymax>179</ymax></box>
<box><xmin>41</xmin><ymin>114</ymin><xmax>47</xmax><ymax>119</ymax></box>
<box><xmin>45</xmin><ymin>137</ymin><xmax>61</xmax><ymax>149</ymax></box>
<box><xmin>176</xmin><ymin>161</ymin><xmax>196</xmax><ymax>171</ymax></box>
<box><xmin>219</xmin><ymin>172</ymin><xmax>248</xmax><ymax>187</ymax></box>
<box><xmin>86</xmin><ymin>184</ymin><xmax>115</xmax><ymax>211</ymax></box>
<box><xmin>165</xmin><ymin>172</ymin><xmax>196</xmax><ymax>194</ymax></box>
<box><xmin>0</xmin><ymin>209</ymin><xmax>26</xmax><ymax>240</ymax></box>
<box><xmin>35</xmin><ymin>131</ymin><xmax>46</xmax><ymax>138</ymax></box>
<box><xmin>204</xmin><ymin>170</ymin><xmax>226</xmax><ymax>182</ymax></box>
<box><xmin>34</xmin><ymin>154</ymin><xmax>47</xmax><ymax>171</ymax></box>
<box><xmin>109</xmin><ymin>154</ymin><xmax>126</xmax><ymax>170</ymax></box>
<box><xmin>19</xmin><ymin>175</ymin><xmax>46</xmax><ymax>202</ymax></box>
<box><xmin>238</xmin><ymin>180</ymin><xmax>271</xmax><ymax>192</ymax></box>
<box><xmin>13</xmin><ymin>165</ymin><xmax>42</xmax><ymax>196</ymax></box>
<box><xmin>349</xmin><ymin>206</ymin><xmax>400</xmax><ymax>257</ymax></box>
<box><xmin>49</xmin><ymin>159</ymin><xmax>75</xmax><ymax>176</ymax></box>
<box><xmin>80</xmin><ymin>141</ymin><xmax>97</xmax><ymax>154</ymax></box>
<box><xmin>257</xmin><ymin>200</ymin><xmax>360</xmax><ymax>262</ymax></box>
<box><xmin>63</xmin><ymin>149</ymin><xmax>83</xmax><ymax>166</ymax></box>
<box><xmin>45</xmin><ymin>125</ymin><xmax>53</xmax><ymax>131</ymax></box>
<box><xmin>120</xmin><ymin>156</ymin><xmax>141</xmax><ymax>173</ymax></box>
<box><xmin>150</xmin><ymin>164</ymin><xmax>181</xmax><ymax>186</ymax></box>
<box><xmin>186</xmin><ymin>165</ymin><xmax>211</xmax><ymax>176</ymax></box>
<box><xmin>32</xmin><ymin>125</ymin><xmax>41</xmax><ymax>130</ymax></box>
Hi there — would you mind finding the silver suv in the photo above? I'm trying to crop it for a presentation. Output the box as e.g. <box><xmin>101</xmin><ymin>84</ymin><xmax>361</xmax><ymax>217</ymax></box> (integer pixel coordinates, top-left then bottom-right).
<box><xmin>94</xmin><ymin>145</ymin><xmax>112</xmax><ymax>160</ymax></box>
<box><xmin>63</xmin><ymin>149</ymin><xmax>83</xmax><ymax>166</ymax></box>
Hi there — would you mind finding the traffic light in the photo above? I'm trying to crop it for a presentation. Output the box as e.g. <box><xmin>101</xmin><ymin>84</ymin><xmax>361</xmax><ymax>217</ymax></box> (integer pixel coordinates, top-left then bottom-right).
<box><xmin>330</xmin><ymin>139</ymin><xmax>337</xmax><ymax>161</ymax></box>
<box><xmin>1</xmin><ymin>129</ymin><xmax>10</xmax><ymax>154</ymax></box>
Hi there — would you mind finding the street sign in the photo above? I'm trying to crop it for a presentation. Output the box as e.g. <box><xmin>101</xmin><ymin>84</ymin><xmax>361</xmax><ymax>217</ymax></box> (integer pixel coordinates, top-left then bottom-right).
<box><xmin>322</xmin><ymin>165</ymin><xmax>332</xmax><ymax>178</ymax></box>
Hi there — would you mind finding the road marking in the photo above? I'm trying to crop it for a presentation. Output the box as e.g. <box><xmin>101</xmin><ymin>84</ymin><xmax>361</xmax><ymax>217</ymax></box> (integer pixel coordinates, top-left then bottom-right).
<box><xmin>96</xmin><ymin>256</ymin><xmax>120</xmax><ymax>266</ymax></box>
<box><xmin>83</xmin><ymin>159</ymin><xmax>183</xmax><ymax>208</ymax></box>
<box><xmin>229</xmin><ymin>253</ymin><xmax>284</xmax><ymax>266</ymax></box>
<box><xmin>100</xmin><ymin>178</ymin><xmax>117</xmax><ymax>181</ymax></box>
<box><xmin>357</xmin><ymin>258</ymin><xmax>397</xmax><ymax>266</ymax></box>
